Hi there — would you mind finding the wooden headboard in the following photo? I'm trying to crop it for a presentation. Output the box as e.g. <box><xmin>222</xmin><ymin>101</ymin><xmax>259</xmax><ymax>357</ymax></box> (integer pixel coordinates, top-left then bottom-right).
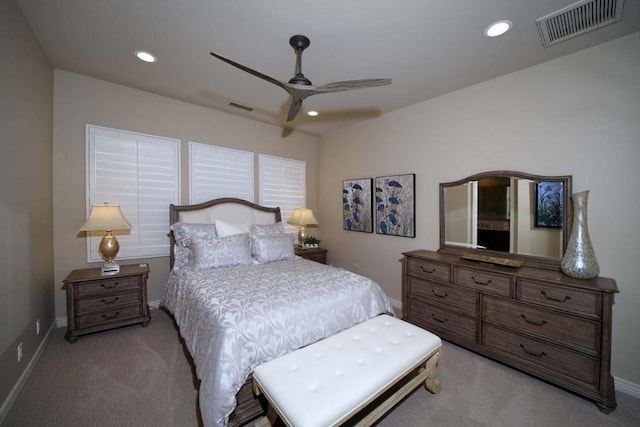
<box><xmin>169</xmin><ymin>197</ymin><xmax>281</xmax><ymax>269</ymax></box>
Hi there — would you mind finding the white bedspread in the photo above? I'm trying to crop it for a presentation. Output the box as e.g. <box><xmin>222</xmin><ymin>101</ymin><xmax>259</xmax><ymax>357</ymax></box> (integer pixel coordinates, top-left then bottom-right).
<box><xmin>161</xmin><ymin>258</ymin><xmax>392</xmax><ymax>427</ymax></box>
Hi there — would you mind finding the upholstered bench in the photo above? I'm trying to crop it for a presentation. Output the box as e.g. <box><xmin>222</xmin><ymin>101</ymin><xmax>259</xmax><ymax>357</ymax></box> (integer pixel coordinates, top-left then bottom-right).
<box><xmin>253</xmin><ymin>314</ymin><xmax>442</xmax><ymax>427</ymax></box>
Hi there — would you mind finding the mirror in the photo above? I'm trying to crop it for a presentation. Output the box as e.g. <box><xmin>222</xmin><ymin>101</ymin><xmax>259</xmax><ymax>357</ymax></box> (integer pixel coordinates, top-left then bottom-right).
<box><xmin>439</xmin><ymin>171</ymin><xmax>572</xmax><ymax>269</ymax></box>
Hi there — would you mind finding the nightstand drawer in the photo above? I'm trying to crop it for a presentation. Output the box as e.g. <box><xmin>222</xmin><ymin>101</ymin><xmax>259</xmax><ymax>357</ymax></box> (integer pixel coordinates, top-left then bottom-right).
<box><xmin>75</xmin><ymin>276</ymin><xmax>140</xmax><ymax>296</ymax></box>
<box><xmin>76</xmin><ymin>305</ymin><xmax>143</xmax><ymax>329</ymax></box>
<box><xmin>76</xmin><ymin>291</ymin><xmax>142</xmax><ymax>313</ymax></box>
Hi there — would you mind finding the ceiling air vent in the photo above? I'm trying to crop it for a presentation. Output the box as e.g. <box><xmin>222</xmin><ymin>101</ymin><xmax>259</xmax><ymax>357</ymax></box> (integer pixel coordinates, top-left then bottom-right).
<box><xmin>229</xmin><ymin>102</ymin><xmax>253</xmax><ymax>112</ymax></box>
<box><xmin>536</xmin><ymin>0</ymin><xmax>625</xmax><ymax>47</ymax></box>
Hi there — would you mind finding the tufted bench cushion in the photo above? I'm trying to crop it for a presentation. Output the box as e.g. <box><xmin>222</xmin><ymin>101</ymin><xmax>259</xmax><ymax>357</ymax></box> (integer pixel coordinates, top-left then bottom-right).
<box><xmin>253</xmin><ymin>314</ymin><xmax>442</xmax><ymax>427</ymax></box>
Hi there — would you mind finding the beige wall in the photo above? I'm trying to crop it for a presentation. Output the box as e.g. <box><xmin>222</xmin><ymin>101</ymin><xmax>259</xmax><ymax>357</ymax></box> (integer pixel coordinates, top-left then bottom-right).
<box><xmin>52</xmin><ymin>70</ymin><xmax>318</xmax><ymax>319</ymax></box>
<box><xmin>0</xmin><ymin>0</ymin><xmax>54</xmax><ymax>409</ymax></box>
<box><xmin>318</xmin><ymin>33</ymin><xmax>640</xmax><ymax>387</ymax></box>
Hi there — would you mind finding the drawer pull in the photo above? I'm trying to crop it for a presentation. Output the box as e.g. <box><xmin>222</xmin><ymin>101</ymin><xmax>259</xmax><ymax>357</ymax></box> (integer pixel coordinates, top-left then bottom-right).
<box><xmin>101</xmin><ymin>282</ymin><xmax>119</xmax><ymax>289</ymax></box>
<box><xmin>101</xmin><ymin>297</ymin><xmax>119</xmax><ymax>305</ymax></box>
<box><xmin>520</xmin><ymin>314</ymin><xmax>547</xmax><ymax>326</ymax></box>
<box><xmin>420</xmin><ymin>266</ymin><xmax>436</xmax><ymax>274</ymax></box>
<box><xmin>431</xmin><ymin>313</ymin><xmax>448</xmax><ymax>323</ymax></box>
<box><xmin>431</xmin><ymin>289</ymin><xmax>448</xmax><ymax>298</ymax></box>
<box><xmin>471</xmin><ymin>275</ymin><xmax>492</xmax><ymax>286</ymax></box>
<box><xmin>102</xmin><ymin>312</ymin><xmax>120</xmax><ymax>320</ymax></box>
<box><xmin>519</xmin><ymin>344</ymin><xmax>547</xmax><ymax>358</ymax></box>
<box><xmin>540</xmin><ymin>290</ymin><xmax>571</xmax><ymax>303</ymax></box>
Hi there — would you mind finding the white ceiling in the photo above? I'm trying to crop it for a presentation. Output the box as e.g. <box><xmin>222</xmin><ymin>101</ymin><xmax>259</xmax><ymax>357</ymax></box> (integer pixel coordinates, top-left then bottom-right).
<box><xmin>16</xmin><ymin>0</ymin><xmax>640</xmax><ymax>136</ymax></box>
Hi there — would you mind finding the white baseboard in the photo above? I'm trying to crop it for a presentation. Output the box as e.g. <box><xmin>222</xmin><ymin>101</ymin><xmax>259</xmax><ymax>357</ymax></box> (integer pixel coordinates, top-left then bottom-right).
<box><xmin>388</xmin><ymin>297</ymin><xmax>402</xmax><ymax>317</ymax></box>
<box><xmin>615</xmin><ymin>375</ymin><xmax>640</xmax><ymax>398</ymax></box>
<box><xmin>0</xmin><ymin>321</ymin><xmax>56</xmax><ymax>424</ymax></box>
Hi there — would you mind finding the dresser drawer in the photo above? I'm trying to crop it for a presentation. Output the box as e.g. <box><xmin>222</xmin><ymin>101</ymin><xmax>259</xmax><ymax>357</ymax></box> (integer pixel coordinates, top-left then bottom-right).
<box><xmin>454</xmin><ymin>266</ymin><xmax>512</xmax><ymax>297</ymax></box>
<box><xmin>482</xmin><ymin>324</ymin><xmax>599</xmax><ymax>389</ymax></box>
<box><xmin>483</xmin><ymin>296</ymin><xmax>600</xmax><ymax>355</ymax></box>
<box><xmin>407</xmin><ymin>298</ymin><xmax>477</xmax><ymax>344</ymax></box>
<box><xmin>76</xmin><ymin>291</ymin><xmax>142</xmax><ymax>314</ymax></box>
<box><xmin>517</xmin><ymin>279</ymin><xmax>601</xmax><ymax>318</ymax></box>
<box><xmin>76</xmin><ymin>305</ymin><xmax>143</xmax><ymax>329</ymax></box>
<box><xmin>409</xmin><ymin>277</ymin><xmax>478</xmax><ymax>315</ymax></box>
<box><xmin>75</xmin><ymin>276</ymin><xmax>141</xmax><ymax>296</ymax></box>
<box><xmin>407</xmin><ymin>258</ymin><xmax>451</xmax><ymax>282</ymax></box>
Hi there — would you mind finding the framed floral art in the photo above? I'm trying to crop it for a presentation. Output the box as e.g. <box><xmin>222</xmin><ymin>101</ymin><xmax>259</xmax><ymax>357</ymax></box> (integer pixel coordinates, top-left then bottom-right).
<box><xmin>375</xmin><ymin>174</ymin><xmax>415</xmax><ymax>237</ymax></box>
<box><xmin>342</xmin><ymin>178</ymin><xmax>373</xmax><ymax>233</ymax></box>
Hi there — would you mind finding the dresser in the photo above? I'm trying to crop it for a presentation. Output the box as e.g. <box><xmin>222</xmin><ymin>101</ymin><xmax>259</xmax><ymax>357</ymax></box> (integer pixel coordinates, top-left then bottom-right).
<box><xmin>401</xmin><ymin>249</ymin><xmax>618</xmax><ymax>413</ymax></box>
<box><xmin>62</xmin><ymin>264</ymin><xmax>151</xmax><ymax>343</ymax></box>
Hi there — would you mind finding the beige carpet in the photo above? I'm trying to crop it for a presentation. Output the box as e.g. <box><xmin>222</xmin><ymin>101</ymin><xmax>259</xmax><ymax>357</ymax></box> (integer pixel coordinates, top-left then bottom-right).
<box><xmin>3</xmin><ymin>308</ymin><xmax>639</xmax><ymax>426</ymax></box>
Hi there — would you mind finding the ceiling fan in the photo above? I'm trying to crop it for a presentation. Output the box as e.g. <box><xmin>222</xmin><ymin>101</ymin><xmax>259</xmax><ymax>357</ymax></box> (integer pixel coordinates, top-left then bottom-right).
<box><xmin>210</xmin><ymin>35</ymin><xmax>391</xmax><ymax>122</ymax></box>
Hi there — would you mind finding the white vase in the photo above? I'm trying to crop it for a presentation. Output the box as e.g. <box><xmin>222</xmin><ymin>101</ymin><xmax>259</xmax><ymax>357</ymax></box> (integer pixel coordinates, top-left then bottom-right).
<box><xmin>560</xmin><ymin>190</ymin><xmax>600</xmax><ymax>279</ymax></box>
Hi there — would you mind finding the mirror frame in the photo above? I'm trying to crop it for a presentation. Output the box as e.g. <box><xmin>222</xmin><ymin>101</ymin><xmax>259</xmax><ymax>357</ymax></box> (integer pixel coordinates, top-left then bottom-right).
<box><xmin>438</xmin><ymin>170</ymin><xmax>572</xmax><ymax>270</ymax></box>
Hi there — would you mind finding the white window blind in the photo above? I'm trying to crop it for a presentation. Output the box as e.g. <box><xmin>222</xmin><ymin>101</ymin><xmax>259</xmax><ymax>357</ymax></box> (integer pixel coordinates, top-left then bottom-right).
<box><xmin>259</xmin><ymin>154</ymin><xmax>305</xmax><ymax>227</ymax></box>
<box><xmin>189</xmin><ymin>142</ymin><xmax>254</xmax><ymax>204</ymax></box>
<box><xmin>86</xmin><ymin>125</ymin><xmax>180</xmax><ymax>261</ymax></box>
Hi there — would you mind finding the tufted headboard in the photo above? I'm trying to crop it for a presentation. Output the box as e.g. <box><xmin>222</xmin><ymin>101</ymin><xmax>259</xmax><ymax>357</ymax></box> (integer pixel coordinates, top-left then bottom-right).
<box><xmin>168</xmin><ymin>197</ymin><xmax>281</xmax><ymax>269</ymax></box>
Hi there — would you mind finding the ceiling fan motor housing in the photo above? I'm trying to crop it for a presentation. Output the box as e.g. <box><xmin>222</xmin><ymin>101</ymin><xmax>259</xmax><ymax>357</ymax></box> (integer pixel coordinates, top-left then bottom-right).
<box><xmin>288</xmin><ymin>35</ymin><xmax>312</xmax><ymax>86</ymax></box>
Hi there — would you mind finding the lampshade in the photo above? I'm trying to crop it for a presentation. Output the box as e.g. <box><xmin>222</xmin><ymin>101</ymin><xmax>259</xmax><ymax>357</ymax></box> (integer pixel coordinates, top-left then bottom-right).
<box><xmin>287</xmin><ymin>208</ymin><xmax>319</xmax><ymax>227</ymax></box>
<box><xmin>79</xmin><ymin>204</ymin><xmax>131</xmax><ymax>232</ymax></box>
<box><xmin>80</xmin><ymin>203</ymin><xmax>131</xmax><ymax>274</ymax></box>
<box><xmin>288</xmin><ymin>208</ymin><xmax>319</xmax><ymax>247</ymax></box>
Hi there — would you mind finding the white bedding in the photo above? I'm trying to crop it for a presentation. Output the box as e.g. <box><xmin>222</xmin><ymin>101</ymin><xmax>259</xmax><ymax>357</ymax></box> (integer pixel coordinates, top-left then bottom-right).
<box><xmin>161</xmin><ymin>257</ymin><xmax>392</xmax><ymax>427</ymax></box>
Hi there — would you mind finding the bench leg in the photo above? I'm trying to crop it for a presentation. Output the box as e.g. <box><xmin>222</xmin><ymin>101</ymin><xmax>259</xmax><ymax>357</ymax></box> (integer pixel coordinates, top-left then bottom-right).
<box><xmin>354</xmin><ymin>346</ymin><xmax>442</xmax><ymax>426</ymax></box>
<box><xmin>424</xmin><ymin>346</ymin><xmax>442</xmax><ymax>394</ymax></box>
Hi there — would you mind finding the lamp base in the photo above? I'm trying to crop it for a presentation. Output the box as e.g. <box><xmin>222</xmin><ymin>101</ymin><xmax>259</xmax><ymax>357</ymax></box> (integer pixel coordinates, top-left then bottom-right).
<box><xmin>101</xmin><ymin>262</ymin><xmax>120</xmax><ymax>275</ymax></box>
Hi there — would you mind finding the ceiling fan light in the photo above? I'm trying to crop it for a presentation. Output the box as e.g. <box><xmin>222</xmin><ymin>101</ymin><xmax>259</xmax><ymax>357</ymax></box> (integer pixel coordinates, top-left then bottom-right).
<box><xmin>484</xmin><ymin>20</ymin><xmax>512</xmax><ymax>37</ymax></box>
<box><xmin>135</xmin><ymin>50</ymin><xmax>157</xmax><ymax>63</ymax></box>
<box><xmin>307</xmin><ymin>111</ymin><xmax>318</xmax><ymax>117</ymax></box>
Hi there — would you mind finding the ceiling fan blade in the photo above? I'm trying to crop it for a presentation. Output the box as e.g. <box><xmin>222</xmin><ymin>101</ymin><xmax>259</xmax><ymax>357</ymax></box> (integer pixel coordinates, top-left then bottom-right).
<box><xmin>313</xmin><ymin>78</ymin><xmax>391</xmax><ymax>93</ymax></box>
<box><xmin>286</xmin><ymin>97</ymin><xmax>304</xmax><ymax>122</ymax></box>
<box><xmin>210</xmin><ymin>52</ymin><xmax>290</xmax><ymax>92</ymax></box>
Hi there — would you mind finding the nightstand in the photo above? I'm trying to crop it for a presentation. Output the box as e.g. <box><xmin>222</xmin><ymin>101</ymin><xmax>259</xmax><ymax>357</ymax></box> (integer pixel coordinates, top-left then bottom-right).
<box><xmin>295</xmin><ymin>247</ymin><xmax>328</xmax><ymax>264</ymax></box>
<box><xmin>62</xmin><ymin>264</ymin><xmax>151</xmax><ymax>343</ymax></box>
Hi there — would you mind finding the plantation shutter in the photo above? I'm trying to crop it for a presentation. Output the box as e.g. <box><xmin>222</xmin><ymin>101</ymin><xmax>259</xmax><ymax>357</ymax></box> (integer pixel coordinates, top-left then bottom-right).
<box><xmin>258</xmin><ymin>154</ymin><xmax>305</xmax><ymax>227</ymax></box>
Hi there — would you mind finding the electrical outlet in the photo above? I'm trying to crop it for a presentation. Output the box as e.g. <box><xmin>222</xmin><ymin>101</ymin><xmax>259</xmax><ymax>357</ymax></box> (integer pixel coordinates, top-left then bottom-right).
<box><xmin>17</xmin><ymin>342</ymin><xmax>23</xmax><ymax>362</ymax></box>
<box><xmin>36</xmin><ymin>319</ymin><xmax>41</xmax><ymax>335</ymax></box>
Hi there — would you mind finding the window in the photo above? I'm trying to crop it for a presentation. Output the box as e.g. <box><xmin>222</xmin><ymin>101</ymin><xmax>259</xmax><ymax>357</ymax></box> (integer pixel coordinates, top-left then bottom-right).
<box><xmin>189</xmin><ymin>142</ymin><xmax>254</xmax><ymax>204</ymax></box>
<box><xmin>86</xmin><ymin>125</ymin><xmax>180</xmax><ymax>261</ymax></box>
<box><xmin>258</xmin><ymin>154</ymin><xmax>305</xmax><ymax>227</ymax></box>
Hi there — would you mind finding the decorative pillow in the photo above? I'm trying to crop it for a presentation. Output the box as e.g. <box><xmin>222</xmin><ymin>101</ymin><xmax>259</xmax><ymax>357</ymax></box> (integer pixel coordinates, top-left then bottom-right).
<box><xmin>251</xmin><ymin>234</ymin><xmax>296</xmax><ymax>263</ymax></box>
<box><xmin>170</xmin><ymin>222</ymin><xmax>217</xmax><ymax>244</ymax></box>
<box><xmin>173</xmin><ymin>244</ymin><xmax>191</xmax><ymax>271</ymax></box>
<box><xmin>250</xmin><ymin>222</ymin><xmax>285</xmax><ymax>236</ymax></box>
<box><xmin>191</xmin><ymin>233</ymin><xmax>252</xmax><ymax>270</ymax></box>
<box><xmin>215</xmin><ymin>219</ymin><xmax>251</xmax><ymax>237</ymax></box>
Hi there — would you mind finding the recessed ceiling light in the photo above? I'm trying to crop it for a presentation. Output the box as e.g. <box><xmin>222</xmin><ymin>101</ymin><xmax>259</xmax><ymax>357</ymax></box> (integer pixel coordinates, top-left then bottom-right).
<box><xmin>484</xmin><ymin>20</ymin><xmax>513</xmax><ymax>37</ymax></box>
<box><xmin>135</xmin><ymin>50</ymin><xmax>157</xmax><ymax>63</ymax></box>
<box><xmin>307</xmin><ymin>111</ymin><xmax>318</xmax><ymax>117</ymax></box>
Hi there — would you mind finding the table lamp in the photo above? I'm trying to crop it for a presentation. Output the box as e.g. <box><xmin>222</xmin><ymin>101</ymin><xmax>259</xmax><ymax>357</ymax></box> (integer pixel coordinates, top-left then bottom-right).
<box><xmin>287</xmin><ymin>208</ymin><xmax>319</xmax><ymax>246</ymax></box>
<box><xmin>79</xmin><ymin>203</ymin><xmax>131</xmax><ymax>274</ymax></box>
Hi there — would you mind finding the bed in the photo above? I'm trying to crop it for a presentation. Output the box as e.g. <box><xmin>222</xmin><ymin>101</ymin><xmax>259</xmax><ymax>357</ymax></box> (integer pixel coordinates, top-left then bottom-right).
<box><xmin>160</xmin><ymin>198</ymin><xmax>392</xmax><ymax>427</ymax></box>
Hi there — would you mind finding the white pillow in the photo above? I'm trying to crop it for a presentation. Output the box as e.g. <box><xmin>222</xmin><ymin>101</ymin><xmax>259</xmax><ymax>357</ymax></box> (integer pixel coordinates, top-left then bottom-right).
<box><xmin>251</xmin><ymin>234</ymin><xmax>296</xmax><ymax>263</ymax></box>
<box><xmin>191</xmin><ymin>233</ymin><xmax>252</xmax><ymax>270</ymax></box>
<box><xmin>215</xmin><ymin>219</ymin><xmax>251</xmax><ymax>237</ymax></box>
